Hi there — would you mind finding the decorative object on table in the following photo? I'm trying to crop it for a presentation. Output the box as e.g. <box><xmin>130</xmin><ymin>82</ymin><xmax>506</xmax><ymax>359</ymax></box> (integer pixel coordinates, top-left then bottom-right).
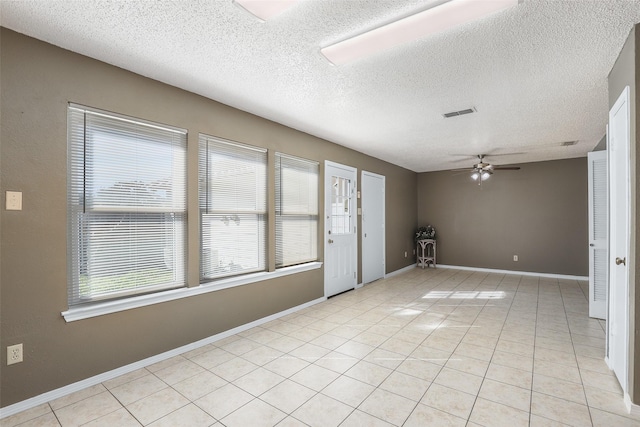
<box><xmin>415</xmin><ymin>225</ymin><xmax>436</xmax><ymax>242</ymax></box>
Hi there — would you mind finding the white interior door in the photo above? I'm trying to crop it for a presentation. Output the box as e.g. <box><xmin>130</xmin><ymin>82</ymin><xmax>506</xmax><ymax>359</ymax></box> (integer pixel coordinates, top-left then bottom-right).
<box><xmin>587</xmin><ymin>150</ymin><xmax>608</xmax><ymax>320</ymax></box>
<box><xmin>607</xmin><ymin>86</ymin><xmax>630</xmax><ymax>392</ymax></box>
<box><xmin>325</xmin><ymin>161</ymin><xmax>357</xmax><ymax>297</ymax></box>
<box><xmin>362</xmin><ymin>171</ymin><xmax>385</xmax><ymax>284</ymax></box>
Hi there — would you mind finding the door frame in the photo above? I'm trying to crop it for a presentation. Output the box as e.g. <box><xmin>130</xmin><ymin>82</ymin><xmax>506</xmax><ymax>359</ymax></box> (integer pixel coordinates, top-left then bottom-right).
<box><xmin>607</xmin><ymin>85</ymin><xmax>631</xmax><ymax>394</ymax></box>
<box><xmin>361</xmin><ymin>170</ymin><xmax>385</xmax><ymax>284</ymax></box>
<box><xmin>324</xmin><ymin>160</ymin><xmax>358</xmax><ymax>297</ymax></box>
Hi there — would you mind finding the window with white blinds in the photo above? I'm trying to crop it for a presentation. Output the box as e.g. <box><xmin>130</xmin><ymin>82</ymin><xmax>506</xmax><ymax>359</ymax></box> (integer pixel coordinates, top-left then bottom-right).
<box><xmin>67</xmin><ymin>105</ymin><xmax>187</xmax><ymax>306</ymax></box>
<box><xmin>199</xmin><ymin>135</ymin><xmax>267</xmax><ymax>280</ymax></box>
<box><xmin>275</xmin><ymin>153</ymin><xmax>319</xmax><ymax>268</ymax></box>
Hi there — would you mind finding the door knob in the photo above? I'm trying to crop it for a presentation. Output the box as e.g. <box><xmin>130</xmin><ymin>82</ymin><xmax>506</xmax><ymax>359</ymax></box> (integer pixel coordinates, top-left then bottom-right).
<box><xmin>589</xmin><ymin>244</ymin><xmax>594</xmax><ymax>247</ymax></box>
<box><xmin>328</xmin><ymin>239</ymin><xmax>334</xmax><ymax>244</ymax></box>
<box><xmin>616</xmin><ymin>257</ymin><xmax>626</xmax><ymax>266</ymax></box>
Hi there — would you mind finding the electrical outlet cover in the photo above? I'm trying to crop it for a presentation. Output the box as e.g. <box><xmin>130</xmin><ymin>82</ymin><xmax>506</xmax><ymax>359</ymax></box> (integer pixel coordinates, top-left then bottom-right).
<box><xmin>7</xmin><ymin>343</ymin><xmax>23</xmax><ymax>365</ymax></box>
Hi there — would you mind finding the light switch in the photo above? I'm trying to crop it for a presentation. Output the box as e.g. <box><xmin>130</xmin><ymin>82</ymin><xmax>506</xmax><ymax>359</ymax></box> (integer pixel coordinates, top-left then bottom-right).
<box><xmin>357</xmin><ymin>208</ymin><xmax>362</xmax><ymax>215</ymax></box>
<box><xmin>6</xmin><ymin>191</ymin><xmax>22</xmax><ymax>211</ymax></box>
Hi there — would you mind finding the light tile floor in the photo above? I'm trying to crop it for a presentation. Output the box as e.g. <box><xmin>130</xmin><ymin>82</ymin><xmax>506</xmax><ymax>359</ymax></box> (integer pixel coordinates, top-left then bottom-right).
<box><xmin>5</xmin><ymin>267</ymin><xmax>640</xmax><ymax>426</ymax></box>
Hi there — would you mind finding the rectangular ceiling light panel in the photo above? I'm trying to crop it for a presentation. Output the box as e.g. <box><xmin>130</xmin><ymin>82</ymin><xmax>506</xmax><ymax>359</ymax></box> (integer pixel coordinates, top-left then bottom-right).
<box><xmin>234</xmin><ymin>0</ymin><xmax>298</xmax><ymax>21</ymax></box>
<box><xmin>321</xmin><ymin>0</ymin><xmax>519</xmax><ymax>65</ymax></box>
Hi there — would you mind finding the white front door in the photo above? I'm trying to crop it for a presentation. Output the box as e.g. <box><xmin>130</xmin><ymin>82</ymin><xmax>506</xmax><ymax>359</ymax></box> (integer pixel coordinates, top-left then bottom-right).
<box><xmin>587</xmin><ymin>150</ymin><xmax>608</xmax><ymax>320</ymax></box>
<box><xmin>607</xmin><ymin>86</ymin><xmax>630</xmax><ymax>392</ymax></box>
<box><xmin>325</xmin><ymin>161</ymin><xmax>357</xmax><ymax>297</ymax></box>
<box><xmin>362</xmin><ymin>171</ymin><xmax>385</xmax><ymax>284</ymax></box>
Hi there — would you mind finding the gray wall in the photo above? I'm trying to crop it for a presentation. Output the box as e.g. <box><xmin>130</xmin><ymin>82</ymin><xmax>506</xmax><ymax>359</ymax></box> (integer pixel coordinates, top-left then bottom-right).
<box><xmin>417</xmin><ymin>158</ymin><xmax>588</xmax><ymax>276</ymax></box>
<box><xmin>593</xmin><ymin>135</ymin><xmax>607</xmax><ymax>151</ymax></box>
<box><xmin>0</xmin><ymin>28</ymin><xmax>417</xmax><ymax>406</ymax></box>
<box><xmin>608</xmin><ymin>25</ymin><xmax>639</xmax><ymax>404</ymax></box>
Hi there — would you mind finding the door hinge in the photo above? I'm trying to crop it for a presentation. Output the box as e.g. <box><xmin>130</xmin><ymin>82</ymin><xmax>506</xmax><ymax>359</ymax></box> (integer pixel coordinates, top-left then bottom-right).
<box><xmin>354</xmin><ymin>272</ymin><xmax>356</xmax><ymax>279</ymax></box>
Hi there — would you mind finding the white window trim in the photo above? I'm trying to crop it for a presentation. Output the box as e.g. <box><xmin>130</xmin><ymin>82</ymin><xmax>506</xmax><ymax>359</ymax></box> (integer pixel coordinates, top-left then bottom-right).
<box><xmin>62</xmin><ymin>261</ymin><xmax>322</xmax><ymax>322</ymax></box>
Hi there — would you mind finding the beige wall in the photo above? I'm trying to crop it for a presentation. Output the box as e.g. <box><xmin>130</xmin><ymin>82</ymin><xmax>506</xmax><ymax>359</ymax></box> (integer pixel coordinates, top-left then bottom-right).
<box><xmin>0</xmin><ymin>28</ymin><xmax>417</xmax><ymax>406</ymax></box>
<box><xmin>417</xmin><ymin>158</ymin><xmax>589</xmax><ymax>276</ymax></box>
<box><xmin>608</xmin><ymin>25</ymin><xmax>639</xmax><ymax>403</ymax></box>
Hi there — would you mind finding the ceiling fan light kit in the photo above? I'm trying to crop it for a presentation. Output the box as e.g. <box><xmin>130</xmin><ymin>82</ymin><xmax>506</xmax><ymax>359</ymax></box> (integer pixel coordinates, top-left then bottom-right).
<box><xmin>320</xmin><ymin>0</ymin><xmax>520</xmax><ymax>65</ymax></box>
<box><xmin>456</xmin><ymin>154</ymin><xmax>520</xmax><ymax>184</ymax></box>
<box><xmin>470</xmin><ymin>169</ymin><xmax>492</xmax><ymax>182</ymax></box>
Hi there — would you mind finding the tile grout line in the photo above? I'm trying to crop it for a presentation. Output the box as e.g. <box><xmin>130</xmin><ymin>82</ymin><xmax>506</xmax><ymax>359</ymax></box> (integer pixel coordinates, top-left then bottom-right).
<box><xmin>561</xmin><ymin>278</ymin><xmax>595</xmax><ymax>427</ymax></box>
<box><xmin>456</xmin><ymin>272</ymin><xmax>520</xmax><ymax>426</ymax></box>
<box><xmin>454</xmin><ymin>274</ymin><xmax>498</xmax><ymax>426</ymax></box>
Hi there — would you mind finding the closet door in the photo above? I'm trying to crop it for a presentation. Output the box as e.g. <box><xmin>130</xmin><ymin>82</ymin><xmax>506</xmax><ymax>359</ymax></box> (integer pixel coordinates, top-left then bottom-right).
<box><xmin>587</xmin><ymin>150</ymin><xmax>607</xmax><ymax>320</ymax></box>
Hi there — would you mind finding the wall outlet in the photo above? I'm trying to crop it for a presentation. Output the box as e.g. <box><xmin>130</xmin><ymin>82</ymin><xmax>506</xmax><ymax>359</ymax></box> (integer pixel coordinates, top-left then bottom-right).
<box><xmin>513</xmin><ymin>255</ymin><xmax>519</xmax><ymax>262</ymax></box>
<box><xmin>404</xmin><ymin>251</ymin><xmax>407</xmax><ymax>258</ymax></box>
<box><xmin>7</xmin><ymin>343</ymin><xmax>23</xmax><ymax>365</ymax></box>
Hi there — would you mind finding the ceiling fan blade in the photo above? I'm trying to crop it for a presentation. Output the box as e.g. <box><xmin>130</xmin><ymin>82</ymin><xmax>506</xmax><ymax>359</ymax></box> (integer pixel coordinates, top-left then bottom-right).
<box><xmin>447</xmin><ymin>155</ymin><xmax>478</xmax><ymax>163</ymax></box>
<box><xmin>450</xmin><ymin>151</ymin><xmax>526</xmax><ymax>161</ymax></box>
<box><xmin>450</xmin><ymin>153</ymin><xmax>520</xmax><ymax>176</ymax></box>
<box><xmin>483</xmin><ymin>152</ymin><xmax>525</xmax><ymax>158</ymax></box>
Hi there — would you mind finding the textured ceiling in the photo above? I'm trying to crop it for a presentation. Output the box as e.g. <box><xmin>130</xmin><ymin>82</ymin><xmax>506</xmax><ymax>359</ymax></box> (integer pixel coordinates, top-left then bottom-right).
<box><xmin>2</xmin><ymin>0</ymin><xmax>640</xmax><ymax>172</ymax></box>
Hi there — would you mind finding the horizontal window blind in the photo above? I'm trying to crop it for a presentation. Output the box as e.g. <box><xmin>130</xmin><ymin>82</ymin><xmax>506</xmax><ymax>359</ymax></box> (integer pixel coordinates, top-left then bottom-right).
<box><xmin>275</xmin><ymin>153</ymin><xmax>319</xmax><ymax>268</ymax></box>
<box><xmin>199</xmin><ymin>135</ymin><xmax>267</xmax><ymax>280</ymax></box>
<box><xmin>67</xmin><ymin>105</ymin><xmax>186</xmax><ymax>305</ymax></box>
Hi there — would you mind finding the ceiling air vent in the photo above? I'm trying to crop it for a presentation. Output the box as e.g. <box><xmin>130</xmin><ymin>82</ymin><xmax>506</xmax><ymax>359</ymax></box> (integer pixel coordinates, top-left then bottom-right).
<box><xmin>561</xmin><ymin>140</ymin><xmax>578</xmax><ymax>146</ymax></box>
<box><xmin>443</xmin><ymin>107</ymin><xmax>476</xmax><ymax>118</ymax></box>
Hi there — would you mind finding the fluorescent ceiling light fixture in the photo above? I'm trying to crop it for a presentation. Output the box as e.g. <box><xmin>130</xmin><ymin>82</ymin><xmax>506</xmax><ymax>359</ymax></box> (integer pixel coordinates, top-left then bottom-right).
<box><xmin>321</xmin><ymin>0</ymin><xmax>520</xmax><ymax>65</ymax></box>
<box><xmin>233</xmin><ymin>0</ymin><xmax>298</xmax><ymax>21</ymax></box>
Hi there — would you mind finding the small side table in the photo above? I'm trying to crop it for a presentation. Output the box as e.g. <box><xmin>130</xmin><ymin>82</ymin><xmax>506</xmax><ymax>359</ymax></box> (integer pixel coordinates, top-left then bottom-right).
<box><xmin>417</xmin><ymin>239</ymin><xmax>436</xmax><ymax>269</ymax></box>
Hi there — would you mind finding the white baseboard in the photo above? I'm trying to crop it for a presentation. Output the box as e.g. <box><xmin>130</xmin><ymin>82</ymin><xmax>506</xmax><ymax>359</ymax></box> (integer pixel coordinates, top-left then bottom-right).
<box><xmin>436</xmin><ymin>264</ymin><xmax>588</xmax><ymax>281</ymax></box>
<box><xmin>385</xmin><ymin>264</ymin><xmax>416</xmax><ymax>278</ymax></box>
<box><xmin>604</xmin><ymin>356</ymin><xmax>613</xmax><ymax>371</ymax></box>
<box><xmin>0</xmin><ymin>296</ymin><xmax>326</xmax><ymax>419</ymax></box>
<box><xmin>624</xmin><ymin>393</ymin><xmax>640</xmax><ymax>415</ymax></box>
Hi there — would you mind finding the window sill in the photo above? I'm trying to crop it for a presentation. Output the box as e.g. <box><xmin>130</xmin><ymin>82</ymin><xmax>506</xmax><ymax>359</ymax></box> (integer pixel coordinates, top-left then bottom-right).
<box><xmin>62</xmin><ymin>262</ymin><xmax>323</xmax><ymax>322</ymax></box>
